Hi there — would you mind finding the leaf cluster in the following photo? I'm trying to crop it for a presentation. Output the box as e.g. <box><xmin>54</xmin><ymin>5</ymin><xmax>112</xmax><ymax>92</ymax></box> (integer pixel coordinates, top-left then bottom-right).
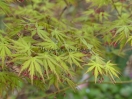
<box><xmin>0</xmin><ymin>0</ymin><xmax>130</xmax><ymax>95</ymax></box>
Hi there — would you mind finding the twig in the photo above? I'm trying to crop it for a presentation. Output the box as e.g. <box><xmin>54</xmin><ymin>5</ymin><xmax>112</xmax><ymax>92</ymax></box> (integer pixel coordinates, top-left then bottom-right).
<box><xmin>59</xmin><ymin>6</ymin><xmax>68</xmax><ymax>20</ymax></box>
<box><xmin>58</xmin><ymin>0</ymin><xmax>69</xmax><ymax>20</ymax></box>
<box><xmin>34</xmin><ymin>80</ymin><xmax>132</xmax><ymax>99</ymax></box>
<box><xmin>58</xmin><ymin>0</ymin><xmax>84</xmax><ymax>20</ymax></box>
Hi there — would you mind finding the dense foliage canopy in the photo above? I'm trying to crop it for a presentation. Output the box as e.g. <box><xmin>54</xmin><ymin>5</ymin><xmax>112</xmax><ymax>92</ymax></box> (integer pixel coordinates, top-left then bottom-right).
<box><xmin>0</xmin><ymin>0</ymin><xmax>132</xmax><ymax>98</ymax></box>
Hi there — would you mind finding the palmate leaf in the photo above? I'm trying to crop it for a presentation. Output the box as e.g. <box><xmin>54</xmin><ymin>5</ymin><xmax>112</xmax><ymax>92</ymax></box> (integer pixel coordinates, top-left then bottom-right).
<box><xmin>115</xmin><ymin>14</ymin><xmax>131</xmax><ymax>25</ymax></box>
<box><xmin>114</xmin><ymin>2</ymin><xmax>127</xmax><ymax>14</ymax></box>
<box><xmin>79</xmin><ymin>37</ymin><xmax>93</xmax><ymax>50</ymax></box>
<box><xmin>116</xmin><ymin>25</ymin><xmax>131</xmax><ymax>38</ymax></box>
<box><xmin>0</xmin><ymin>72</ymin><xmax>22</xmax><ymax>94</ymax></box>
<box><xmin>76</xmin><ymin>30</ymin><xmax>101</xmax><ymax>50</ymax></box>
<box><xmin>19</xmin><ymin>56</ymin><xmax>44</xmax><ymax>84</ymax></box>
<box><xmin>114</xmin><ymin>31</ymin><xmax>127</xmax><ymax>49</ymax></box>
<box><xmin>51</xmin><ymin>28</ymin><xmax>67</xmax><ymax>42</ymax></box>
<box><xmin>54</xmin><ymin>54</ymin><xmax>76</xmax><ymax>73</ymax></box>
<box><xmin>0</xmin><ymin>42</ymin><xmax>11</xmax><ymax>68</ymax></box>
<box><xmin>37</xmin><ymin>53</ymin><xmax>60</xmax><ymax>78</ymax></box>
<box><xmin>54</xmin><ymin>55</ymin><xmax>69</xmax><ymax>72</ymax></box>
<box><xmin>114</xmin><ymin>31</ymin><xmax>125</xmax><ymax>42</ymax></box>
<box><xmin>126</xmin><ymin>36</ymin><xmax>132</xmax><ymax>46</ymax></box>
<box><xmin>86</xmin><ymin>60</ymin><xmax>104</xmax><ymax>83</ymax></box>
<box><xmin>37</xmin><ymin>29</ymin><xmax>49</xmax><ymax>40</ymax></box>
<box><xmin>88</xmin><ymin>36</ymin><xmax>102</xmax><ymax>49</ymax></box>
<box><xmin>8</xmin><ymin>26</ymin><xmax>23</xmax><ymax>37</ymax></box>
<box><xmin>31</xmin><ymin>22</ymin><xmax>49</xmax><ymax>39</ymax></box>
<box><xmin>65</xmin><ymin>78</ymin><xmax>76</xmax><ymax>90</ymax></box>
<box><xmin>9</xmin><ymin>38</ymin><xmax>32</xmax><ymax>56</ymax></box>
<box><xmin>65</xmin><ymin>52</ymin><xmax>85</xmax><ymax>68</ymax></box>
<box><xmin>37</xmin><ymin>38</ymin><xmax>58</xmax><ymax>49</ymax></box>
<box><xmin>37</xmin><ymin>53</ymin><xmax>77</xmax><ymax>89</ymax></box>
<box><xmin>53</xmin><ymin>75</ymin><xmax>64</xmax><ymax>91</ymax></box>
<box><xmin>104</xmin><ymin>61</ymin><xmax>120</xmax><ymax>82</ymax></box>
<box><xmin>54</xmin><ymin>54</ymin><xmax>76</xmax><ymax>76</ymax></box>
<box><xmin>48</xmin><ymin>74</ymin><xmax>64</xmax><ymax>91</ymax></box>
<box><xmin>63</xmin><ymin>40</ymin><xmax>76</xmax><ymax>51</ymax></box>
<box><xmin>86</xmin><ymin>56</ymin><xmax>120</xmax><ymax>83</ymax></box>
<box><xmin>91</xmin><ymin>54</ymin><xmax>105</xmax><ymax>64</ymax></box>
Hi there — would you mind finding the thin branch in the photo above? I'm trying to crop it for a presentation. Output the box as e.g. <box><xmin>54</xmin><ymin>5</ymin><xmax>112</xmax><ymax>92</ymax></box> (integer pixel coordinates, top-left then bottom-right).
<box><xmin>58</xmin><ymin>6</ymin><xmax>68</xmax><ymax>20</ymax></box>
<box><xmin>58</xmin><ymin>0</ymin><xmax>69</xmax><ymax>20</ymax></box>
<box><xmin>34</xmin><ymin>80</ymin><xmax>132</xmax><ymax>99</ymax></box>
<box><xmin>58</xmin><ymin>0</ymin><xmax>84</xmax><ymax>19</ymax></box>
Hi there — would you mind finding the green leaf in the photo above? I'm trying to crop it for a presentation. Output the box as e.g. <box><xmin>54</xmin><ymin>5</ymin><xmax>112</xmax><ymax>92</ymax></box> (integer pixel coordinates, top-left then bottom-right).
<box><xmin>104</xmin><ymin>61</ymin><xmax>120</xmax><ymax>82</ymax></box>
<box><xmin>51</xmin><ymin>28</ymin><xmax>67</xmax><ymax>42</ymax></box>
<box><xmin>37</xmin><ymin>53</ymin><xmax>60</xmax><ymax>77</ymax></box>
<box><xmin>0</xmin><ymin>72</ymin><xmax>23</xmax><ymax>94</ymax></box>
<box><xmin>86</xmin><ymin>60</ymin><xmax>104</xmax><ymax>83</ymax></box>
<box><xmin>33</xmin><ymin>22</ymin><xmax>49</xmax><ymax>39</ymax></box>
<box><xmin>19</xmin><ymin>56</ymin><xmax>44</xmax><ymax>84</ymax></box>
<box><xmin>116</xmin><ymin>25</ymin><xmax>131</xmax><ymax>38</ymax></box>
<box><xmin>86</xmin><ymin>54</ymin><xmax>120</xmax><ymax>83</ymax></box>
<box><xmin>126</xmin><ymin>36</ymin><xmax>132</xmax><ymax>46</ymax></box>
<box><xmin>9</xmin><ymin>38</ymin><xmax>32</xmax><ymax>56</ymax></box>
<box><xmin>37</xmin><ymin>38</ymin><xmax>58</xmax><ymax>49</ymax></box>
<box><xmin>65</xmin><ymin>52</ymin><xmax>85</xmax><ymax>68</ymax></box>
<box><xmin>0</xmin><ymin>43</ymin><xmax>11</xmax><ymax>68</ymax></box>
<box><xmin>65</xmin><ymin>78</ymin><xmax>76</xmax><ymax>90</ymax></box>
